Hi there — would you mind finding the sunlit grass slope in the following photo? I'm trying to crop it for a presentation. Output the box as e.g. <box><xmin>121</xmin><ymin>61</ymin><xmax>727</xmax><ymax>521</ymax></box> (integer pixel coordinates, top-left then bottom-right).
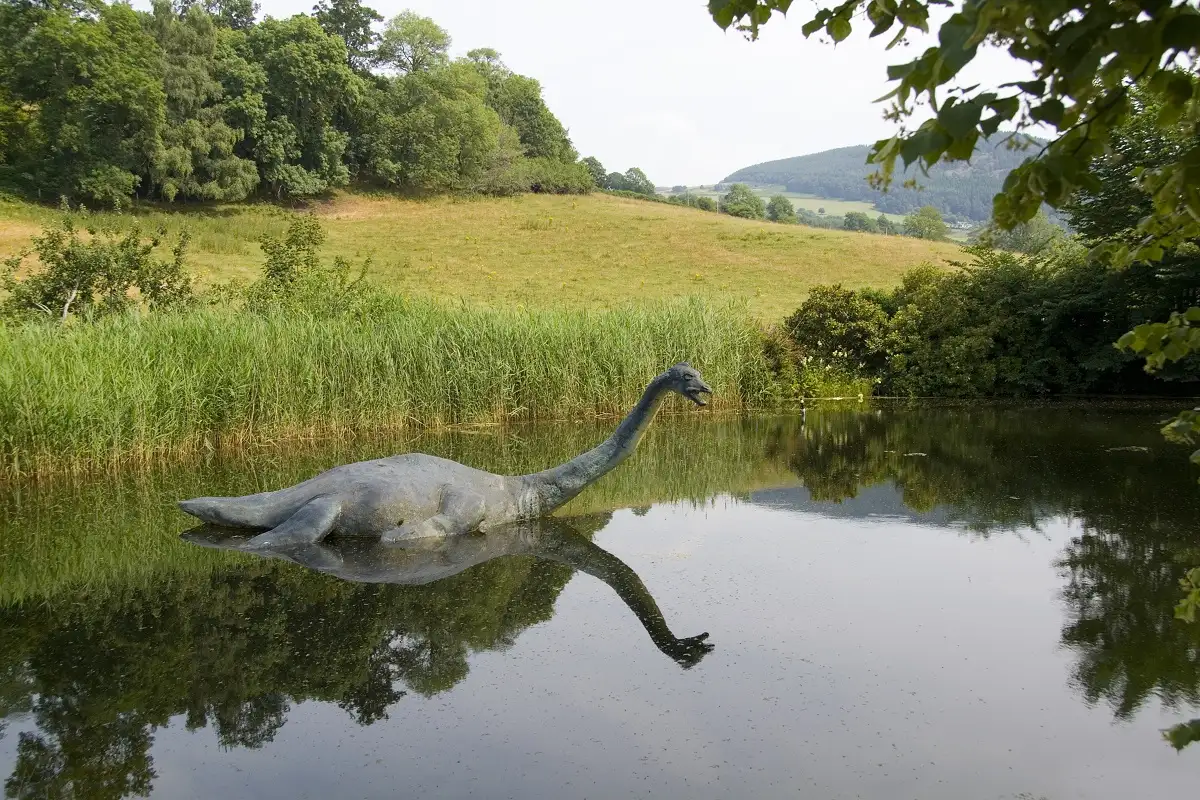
<box><xmin>0</xmin><ymin>192</ymin><xmax>961</xmax><ymax>320</ymax></box>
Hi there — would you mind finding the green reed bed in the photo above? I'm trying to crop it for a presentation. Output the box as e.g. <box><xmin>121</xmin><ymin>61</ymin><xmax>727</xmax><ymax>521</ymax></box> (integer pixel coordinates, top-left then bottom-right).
<box><xmin>0</xmin><ymin>298</ymin><xmax>777</xmax><ymax>477</ymax></box>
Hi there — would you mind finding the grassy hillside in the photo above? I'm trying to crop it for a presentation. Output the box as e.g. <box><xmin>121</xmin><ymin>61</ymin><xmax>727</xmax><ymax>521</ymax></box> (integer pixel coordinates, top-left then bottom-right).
<box><xmin>722</xmin><ymin>137</ymin><xmax>1042</xmax><ymax>221</ymax></box>
<box><xmin>0</xmin><ymin>192</ymin><xmax>961</xmax><ymax>321</ymax></box>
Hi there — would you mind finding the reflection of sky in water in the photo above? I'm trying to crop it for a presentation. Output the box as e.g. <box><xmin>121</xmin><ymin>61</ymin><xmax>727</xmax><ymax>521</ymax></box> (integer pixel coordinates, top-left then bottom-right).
<box><xmin>6</xmin><ymin>498</ymin><xmax>1191</xmax><ymax>799</ymax></box>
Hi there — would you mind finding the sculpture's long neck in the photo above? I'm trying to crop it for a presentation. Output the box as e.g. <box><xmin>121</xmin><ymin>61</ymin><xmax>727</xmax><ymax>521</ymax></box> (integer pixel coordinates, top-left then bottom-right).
<box><xmin>519</xmin><ymin>375</ymin><xmax>670</xmax><ymax>515</ymax></box>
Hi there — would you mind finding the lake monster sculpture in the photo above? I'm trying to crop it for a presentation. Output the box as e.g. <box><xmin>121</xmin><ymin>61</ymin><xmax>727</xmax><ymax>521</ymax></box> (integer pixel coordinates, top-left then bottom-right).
<box><xmin>179</xmin><ymin>362</ymin><xmax>712</xmax><ymax>548</ymax></box>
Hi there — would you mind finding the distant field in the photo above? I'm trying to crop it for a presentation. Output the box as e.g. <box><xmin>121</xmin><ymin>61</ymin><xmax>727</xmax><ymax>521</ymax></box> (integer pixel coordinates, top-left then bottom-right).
<box><xmin>687</xmin><ymin>185</ymin><xmax>904</xmax><ymax>222</ymax></box>
<box><xmin>0</xmin><ymin>192</ymin><xmax>962</xmax><ymax>320</ymax></box>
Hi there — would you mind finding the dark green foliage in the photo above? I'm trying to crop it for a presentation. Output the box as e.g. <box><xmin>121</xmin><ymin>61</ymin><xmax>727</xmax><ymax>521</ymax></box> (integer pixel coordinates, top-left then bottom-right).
<box><xmin>356</xmin><ymin>62</ymin><xmax>507</xmax><ymax>193</ymax></box>
<box><xmin>695</xmin><ymin>196</ymin><xmax>717</xmax><ymax>212</ymax></box>
<box><xmin>516</xmin><ymin>158</ymin><xmax>595</xmax><ymax>195</ymax></box>
<box><xmin>723</xmin><ymin>139</ymin><xmax>1040</xmax><ymax>221</ymax></box>
<box><xmin>1164</xmin><ymin>719</ymin><xmax>1200</xmax><ymax>752</ymax></box>
<box><xmin>765</xmin><ymin>194</ymin><xmax>795</xmax><ymax>223</ymax></box>
<box><xmin>1</xmin><ymin>214</ymin><xmax>193</xmax><ymax>322</ymax></box>
<box><xmin>902</xmin><ymin>205</ymin><xmax>948</xmax><ymax>240</ymax></box>
<box><xmin>242</xmin><ymin>216</ymin><xmax>382</xmax><ymax>317</ymax></box>
<box><xmin>719</xmin><ymin>183</ymin><xmax>765</xmax><ymax>219</ymax></box>
<box><xmin>580</xmin><ymin>156</ymin><xmax>605</xmax><ymax>187</ymax></box>
<box><xmin>974</xmin><ymin>210</ymin><xmax>1063</xmax><ymax>255</ymax></box>
<box><xmin>0</xmin><ymin>0</ymin><xmax>167</xmax><ymax>207</ymax></box>
<box><xmin>786</xmin><ymin>244</ymin><xmax>1200</xmax><ymax>398</ymax></box>
<box><xmin>795</xmin><ymin>207</ymin><xmax>842</xmax><ymax>229</ymax></box>
<box><xmin>0</xmin><ymin>1</ymin><xmax>584</xmax><ymax>206</ymax></box>
<box><xmin>602</xmin><ymin>167</ymin><xmax>656</xmax><ymax>196</ymax></box>
<box><xmin>467</xmin><ymin>51</ymin><xmax>576</xmax><ymax>163</ymax></box>
<box><xmin>313</xmin><ymin>0</ymin><xmax>381</xmax><ymax>73</ymax></box>
<box><xmin>377</xmin><ymin>10</ymin><xmax>450</xmax><ymax>74</ymax></box>
<box><xmin>148</xmin><ymin>1</ymin><xmax>260</xmax><ymax>202</ymax></box>
<box><xmin>876</xmin><ymin>214</ymin><xmax>897</xmax><ymax>235</ymax></box>
<box><xmin>842</xmin><ymin>211</ymin><xmax>878</xmax><ymax>233</ymax></box>
<box><xmin>784</xmin><ymin>285</ymin><xmax>888</xmax><ymax>374</ymax></box>
<box><xmin>708</xmin><ymin>2</ymin><xmax>1200</xmax><ymax>263</ymax></box>
<box><xmin>182</xmin><ymin>0</ymin><xmax>259</xmax><ymax>31</ymax></box>
<box><xmin>243</xmin><ymin>14</ymin><xmax>355</xmax><ymax>198</ymax></box>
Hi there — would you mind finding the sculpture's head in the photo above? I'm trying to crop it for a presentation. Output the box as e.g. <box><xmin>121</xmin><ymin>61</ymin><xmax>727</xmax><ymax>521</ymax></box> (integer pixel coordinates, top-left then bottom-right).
<box><xmin>665</xmin><ymin>362</ymin><xmax>713</xmax><ymax>407</ymax></box>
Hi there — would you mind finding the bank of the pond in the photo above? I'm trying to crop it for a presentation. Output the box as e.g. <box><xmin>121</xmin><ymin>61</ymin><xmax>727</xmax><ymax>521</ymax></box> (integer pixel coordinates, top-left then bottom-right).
<box><xmin>0</xmin><ymin>299</ymin><xmax>790</xmax><ymax>478</ymax></box>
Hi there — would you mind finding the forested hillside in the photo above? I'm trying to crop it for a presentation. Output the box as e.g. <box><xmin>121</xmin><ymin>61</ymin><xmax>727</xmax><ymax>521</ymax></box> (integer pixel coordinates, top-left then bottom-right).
<box><xmin>0</xmin><ymin>0</ymin><xmax>591</xmax><ymax>208</ymax></box>
<box><xmin>722</xmin><ymin>137</ymin><xmax>1043</xmax><ymax>221</ymax></box>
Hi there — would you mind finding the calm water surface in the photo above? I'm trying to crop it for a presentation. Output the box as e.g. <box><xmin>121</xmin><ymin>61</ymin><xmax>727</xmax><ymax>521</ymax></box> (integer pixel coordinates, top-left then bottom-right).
<box><xmin>1</xmin><ymin>404</ymin><xmax>1198</xmax><ymax>799</ymax></box>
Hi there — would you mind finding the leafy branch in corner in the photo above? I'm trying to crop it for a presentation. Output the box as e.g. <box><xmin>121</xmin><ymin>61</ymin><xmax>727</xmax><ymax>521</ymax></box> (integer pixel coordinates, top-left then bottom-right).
<box><xmin>706</xmin><ymin>1</ymin><xmax>1200</xmax><ymax>263</ymax></box>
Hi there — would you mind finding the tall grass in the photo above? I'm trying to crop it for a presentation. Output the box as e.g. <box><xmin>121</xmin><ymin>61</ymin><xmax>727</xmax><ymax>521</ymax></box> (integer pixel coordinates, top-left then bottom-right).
<box><xmin>0</xmin><ymin>298</ymin><xmax>778</xmax><ymax>477</ymax></box>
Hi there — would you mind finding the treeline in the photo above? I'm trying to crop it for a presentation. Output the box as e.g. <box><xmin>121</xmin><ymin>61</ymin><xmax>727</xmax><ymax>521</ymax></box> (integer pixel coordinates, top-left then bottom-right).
<box><xmin>721</xmin><ymin>138</ymin><xmax>1044</xmax><ymax>221</ymax></box>
<box><xmin>0</xmin><ymin>0</ymin><xmax>595</xmax><ymax>207</ymax></box>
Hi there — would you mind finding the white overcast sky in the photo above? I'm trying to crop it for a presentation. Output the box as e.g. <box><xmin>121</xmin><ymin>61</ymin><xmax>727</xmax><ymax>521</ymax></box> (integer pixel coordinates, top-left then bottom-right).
<box><xmin>241</xmin><ymin>0</ymin><xmax>1024</xmax><ymax>186</ymax></box>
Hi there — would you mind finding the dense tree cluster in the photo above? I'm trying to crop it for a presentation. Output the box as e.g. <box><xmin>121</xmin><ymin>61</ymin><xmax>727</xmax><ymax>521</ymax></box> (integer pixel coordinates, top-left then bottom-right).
<box><xmin>0</xmin><ymin>0</ymin><xmax>591</xmax><ymax>207</ymax></box>
<box><xmin>580</xmin><ymin>156</ymin><xmax>658</xmax><ymax>195</ymax></box>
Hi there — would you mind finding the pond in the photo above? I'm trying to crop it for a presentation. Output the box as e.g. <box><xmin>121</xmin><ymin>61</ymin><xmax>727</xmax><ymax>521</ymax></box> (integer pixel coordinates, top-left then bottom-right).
<box><xmin>1</xmin><ymin>404</ymin><xmax>1198</xmax><ymax>799</ymax></box>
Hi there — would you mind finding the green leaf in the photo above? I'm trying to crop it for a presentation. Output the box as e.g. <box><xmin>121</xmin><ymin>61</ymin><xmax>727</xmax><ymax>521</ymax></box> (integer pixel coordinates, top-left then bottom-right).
<box><xmin>938</xmin><ymin>97</ymin><xmax>983</xmax><ymax>138</ymax></box>
<box><xmin>1030</xmin><ymin>99</ymin><xmax>1065</xmax><ymax>126</ymax></box>
<box><xmin>895</xmin><ymin>0</ymin><xmax>929</xmax><ymax>32</ymax></box>
<box><xmin>1162</xmin><ymin>11</ymin><xmax>1200</xmax><ymax>51</ymax></box>
<box><xmin>867</xmin><ymin>1</ymin><xmax>896</xmax><ymax>37</ymax></box>
<box><xmin>987</xmin><ymin>96</ymin><xmax>1020</xmax><ymax>121</ymax></box>
<box><xmin>708</xmin><ymin>0</ymin><xmax>737</xmax><ymax>28</ymax></box>
<box><xmin>1165</xmin><ymin>73</ymin><xmax>1195</xmax><ymax>106</ymax></box>
<box><xmin>887</xmin><ymin>60</ymin><xmax>917</xmax><ymax>81</ymax></box>
<box><xmin>829</xmin><ymin>15</ymin><xmax>853</xmax><ymax>43</ymax></box>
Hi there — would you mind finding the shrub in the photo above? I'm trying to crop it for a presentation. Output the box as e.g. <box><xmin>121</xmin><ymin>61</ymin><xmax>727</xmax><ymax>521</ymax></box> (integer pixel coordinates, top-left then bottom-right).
<box><xmin>781</xmin><ymin>242</ymin><xmax>1200</xmax><ymax>398</ymax></box>
<box><xmin>843</xmin><ymin>211</ymin><xmax>878</xmax><ymax>233</ymax></box>
<box><xmin>766</xmin><ymin>195</ymin><xmax>796</xmax><ymax>223</ymax></box>
<box><xmin>902</xmin><ymin>206</ymin><xmax>949</xmax><ymax>240</ymax></box>
<box><xmin>719</xmin><ymin>183</ymin><xmax>765</xmax><ymax>219</ymax></box>
<box><xmin>1</xmin><ymin>213</ymin><xmax>193</xmax><ymax>322</ymax></box>
<box><xmin>784</xmin><ymin>285</ymin><xmax>889</xmax><ymax>375</ymax></box>
<box><xmin>242</xmin><ymin>216</ymin><xmax>386</xmax><ymax>319</ymax></box>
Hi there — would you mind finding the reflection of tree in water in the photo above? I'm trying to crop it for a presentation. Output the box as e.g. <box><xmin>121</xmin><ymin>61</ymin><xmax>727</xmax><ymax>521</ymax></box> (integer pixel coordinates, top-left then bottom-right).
<box><xmin>780</xmin><ymin>404</ymin><xmax>1200</xmax><ymax>732</ymax></box>
<box><xmin>0</xmin><ymin>548</ymin><xmax>576</xmax><ymax>799</ymax></box>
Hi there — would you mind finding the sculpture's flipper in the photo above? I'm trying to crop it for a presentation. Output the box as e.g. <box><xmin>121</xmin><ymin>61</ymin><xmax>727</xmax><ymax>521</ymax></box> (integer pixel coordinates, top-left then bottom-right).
<box><xmin>381</xmin><ymin>488</ymin><xmax>487</xmax><ymax>543</ymax></box>
<box><xmin>247</xmin><ymin>495</ymin><xmax>343</xmax><ymax>549</ymax></box>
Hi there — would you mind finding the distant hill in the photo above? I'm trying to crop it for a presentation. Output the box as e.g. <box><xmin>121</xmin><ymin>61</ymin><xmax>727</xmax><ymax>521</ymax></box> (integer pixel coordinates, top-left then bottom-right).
<box><xmin>721</xmin><ymin>137</ymin><xmax>1043</xmax><ymax>221</ymax></box>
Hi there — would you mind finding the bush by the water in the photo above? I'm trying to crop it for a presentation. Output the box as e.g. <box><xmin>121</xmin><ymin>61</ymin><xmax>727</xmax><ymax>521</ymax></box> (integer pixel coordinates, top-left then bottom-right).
<box><xmin>785</xmin><ymin>242</ymin><xmax>1200</xmax><ymax>397</ymax></box>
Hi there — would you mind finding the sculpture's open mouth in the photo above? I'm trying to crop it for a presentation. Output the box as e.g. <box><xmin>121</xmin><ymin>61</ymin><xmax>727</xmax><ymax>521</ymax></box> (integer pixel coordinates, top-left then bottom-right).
<box><xmin>684</xmin><ymin>386</ymin><xmax>712</xmax><ymax>407</ymax></box>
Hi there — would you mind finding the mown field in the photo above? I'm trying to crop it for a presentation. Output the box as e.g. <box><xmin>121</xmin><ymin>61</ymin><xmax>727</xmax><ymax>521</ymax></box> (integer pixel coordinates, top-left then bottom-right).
<box><xmin>0</xmin><ymin>192</ymin><xmax>961</xmax><ymax>321</ymax></box>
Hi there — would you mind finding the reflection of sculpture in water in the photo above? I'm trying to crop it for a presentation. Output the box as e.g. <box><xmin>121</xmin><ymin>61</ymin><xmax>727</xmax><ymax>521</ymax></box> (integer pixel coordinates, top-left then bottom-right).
<box><xmin>0</xmin><ymin>512</ymin><xmax>710</xmax><ymax>799</ymax></box>
<box><xmin>178</xmin><ymin>363</ymin><xmax>712</xmax><ymax>547</ymax></box>
<box><xmin>182</xmin><ymin>515</ymin><xmax>714</xmax><ymax>669</ymax></box>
